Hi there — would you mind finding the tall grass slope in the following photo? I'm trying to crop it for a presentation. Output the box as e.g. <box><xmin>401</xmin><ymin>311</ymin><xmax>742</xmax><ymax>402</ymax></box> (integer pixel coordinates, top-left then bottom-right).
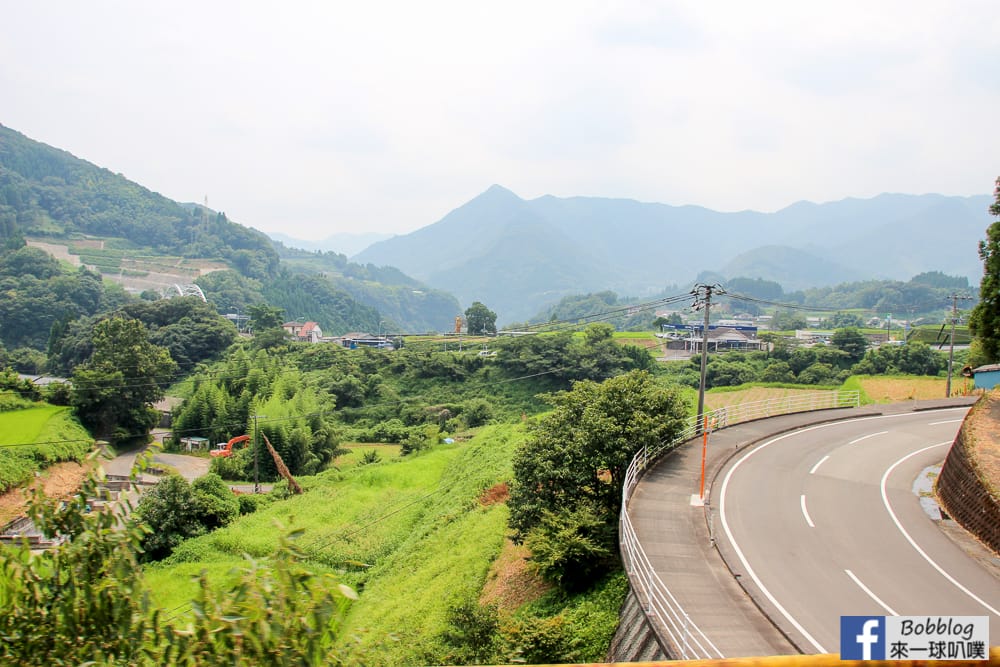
<box><xmin>145</xmin><ymin>424</ymin><xmax>521</xmax><ymax>663</ymax></box>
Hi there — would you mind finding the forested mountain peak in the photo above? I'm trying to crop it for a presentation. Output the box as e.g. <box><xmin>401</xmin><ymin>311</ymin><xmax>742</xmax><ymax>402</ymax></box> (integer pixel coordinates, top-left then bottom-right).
<box><xmin>356</xmin><ymin>185</ymin><xmax>993</xmax><ymax>324</ymax></box>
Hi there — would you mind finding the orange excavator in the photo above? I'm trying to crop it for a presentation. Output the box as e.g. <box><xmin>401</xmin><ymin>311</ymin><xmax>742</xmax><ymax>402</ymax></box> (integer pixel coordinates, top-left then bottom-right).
<box><xmin>210</xmin><ymin>434</ymin><xmax>250</xmax><ymax>458</ymax></box>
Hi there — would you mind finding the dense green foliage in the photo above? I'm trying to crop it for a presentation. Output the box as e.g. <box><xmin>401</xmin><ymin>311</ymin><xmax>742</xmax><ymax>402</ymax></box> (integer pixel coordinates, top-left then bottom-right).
<box><xmin>852</xmin><ymin>341</ymin><xmax>946</xmax><ymax>376</ymax></box>
<box><xmin>495</xmin><ymin>323</ymin><xmax>652</xmax><ymax>383</ymax></box>
<box><xmin>0</xmin><ymin>239</ymin><xmax>237</xmax><ymax>377</ymax></box>
<box><xmin>465</xmin><ymin>300</ymin><xmax>498</xmax><ymax>335</ymax></box>
<box><xmin>508</xmin><ymin>370</ymin><xmax>688</xmax><ymax>587</ymax></box>
<box><xmin>661</xmin><ymin>336</ymin><xmax>947</xmax><ymax>390</ymax></box>
<box><xmin>523</xmin><ymin>500</ymin><xmax>615</xmax><ymax>592</ymax></box>
<box><xmin>168</xmin><ymin>323</ymin><xmax>655</xmax><ymax>473</ymax></box>
<box><xmin>528</xmin><ymin>290</ymin><xmax>660</xmax><ymax>330</ymax></box>
<box><xmin>170</xmin><ymin>346</ymin><xmax>342</xmax><ymax>480</ymax></box>
<box><xmin>70</xmin><ymin>316</ymin><xmax>177</xmax><ymax>439</ymax></box>
<box><xmin>0</xmin><ymin>125</ymin><xmax>279</xmax><ymax>277</ymax></box>
<box><xmin>0</xmin><ymin>242</ymin><xmax>111</xmax><ymax>351</ymax></box>
<box><xmin>969</xmin><ymin>177</ymin><xmax>1000</xmax><ymax>363</ymax></box>
<box><xmin>136</xmin><ymin>473</ymin><xmax>241</xmax><ymax>561</ymax></box>
<box><xmin>275</xmin><ymin>244</ymin><xmax>462</xmax><ymax>333</ymax></box>
<box><xmin>193</xmin><ymin>260</ymin><xmax>457</xmax><ymax>338</ymax></box>
<box><xmin>0</xmin><ymin>477</ymin><xmax>355</xmax><ymax>666</ymax></box>
<box><xmin>263</xmin><ymin>271</ymin><xmax>382</xmax><ymax>336</ymax></box>
<box><xmin>439</xmin><ymin>571</ymin><xmax>628</xmax><ymax>665</ymax></box>
<box><xmin>522</xmin><ymin>271</ymin><xmax>973</xmax><ymax>334</ymax></box>
<box><xmin>135</xmin><ymin>474</ymin><xmax>207</xmax><ymax>561</ymax></box>
<box><xmin>48</xmin><ymin>296</ymin><xmax>237</xmax><ymax>375</ymax></box>
<box><xmin>785</xmin><ymin>274</ymin><xmax>974</xmax><ymax>314</ymax></box>
<box><xmin>831</xmin><ymin>327</ymin><xmax>869</xmax><ymax>361</ymax></box>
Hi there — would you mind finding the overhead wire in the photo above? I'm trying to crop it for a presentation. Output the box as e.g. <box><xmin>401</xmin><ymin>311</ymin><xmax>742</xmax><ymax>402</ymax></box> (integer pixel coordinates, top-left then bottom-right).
<box><xmin>1</xmin><ymin>288</ymin><xmax>956</xmax><ymax>450</ymax></box>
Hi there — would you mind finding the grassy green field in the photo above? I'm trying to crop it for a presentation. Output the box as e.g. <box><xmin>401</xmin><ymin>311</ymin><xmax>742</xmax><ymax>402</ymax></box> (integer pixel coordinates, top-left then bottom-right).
<box><xmin>841</xmin><ymin>374</ymin><xmax>968</xmax><ymax>403</ymax></box>
<box><xmin>333</xmin><ymin>442</ymin><xmax>403</xmax><ymax>467</ymax></box>
<box><xmin>0</xmin><ymin>405</ymin><xmax>92</xmax><ymax>493</ymax></box>
<box><xmin>907</xmin><ymin>324</ymin><xmax>972</xmax><ymax>345</ymax></box>
<box><xmin>143</xmin><ymin>423</ymin><xmax>624</xmax><ymax>664</ymax></box>
<box><xmin>0</xmin><ymin>404</ymin><xmax>67</xmax><ymax>444</ymax></box>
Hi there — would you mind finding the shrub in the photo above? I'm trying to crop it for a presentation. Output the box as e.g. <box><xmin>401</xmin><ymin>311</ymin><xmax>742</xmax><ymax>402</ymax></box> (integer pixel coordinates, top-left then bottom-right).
<box><xmin>237</xmin><ymin>492</ymin><xmax>267</xmax><ymax>515</ymax></box>
<box><xmin>462</xmin><ymin>398</ymin><xmax>494</xmax><ymax>427</ymax></box>
<box><xmin>523</xmin><ymin>501</ymin><xmax>616</xmax><ymax>592</ymax></box>
<box><xmin>359</xmin><ymin>449</ymin><xmax>382</xmax><ymax>465</ymax></box>
<box><xmin>192</xmin><ymin>473</ymin><xmax>240</xmax><ymax>530</ymax></box>
<box><xmin>210</xmin><ymin>447</ymin><xmax>252</xmax><ymax>480</ymax></box>
<box><xmin>371</xmin><ymin>418</ymin><xmax>409</xmax><ymax>443</ymax></box>
<box><xmin>797</xmin><ymin>362</ymin><xmax>837</xmax><ymax>385</ymax></box>
<box><xmin>0</xmin><ymin>477</ymin><xmax>358</xmax><ymax>665</ymax></box>
<box><xmin>439</xmin><ymin>598</ymin><xmax>502</xmax><ymax>665</ymax></box>
<box><xmin>400</xmin><ymin>431</ymin><xmax>428</xmax><ymax>456</ymax></box>
<box><xmin>503</xmin><ymin>614</ymin><xmax>582</xmax><ymax>665</ymax></box>
<box><xmin>136</xmin><ymin>475</ymin><xmax>205</xmax><ymax>561</ymax></box>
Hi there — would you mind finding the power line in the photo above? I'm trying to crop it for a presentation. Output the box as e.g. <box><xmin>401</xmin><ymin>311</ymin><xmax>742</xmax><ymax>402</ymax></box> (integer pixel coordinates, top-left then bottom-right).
<box><xmin>0</xmin><ymin>364</ymin><xmax>572</xmax><ymax>450</ymax></box>
<box><xmin>498</xmin><ymin>292</ymin><xmax>694</xmax><ymax>334</ymax></box>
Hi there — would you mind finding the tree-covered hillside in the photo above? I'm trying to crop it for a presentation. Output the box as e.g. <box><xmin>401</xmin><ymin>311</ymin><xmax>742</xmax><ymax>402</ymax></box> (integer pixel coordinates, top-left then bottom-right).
<box><xmin>355</xmin><ymin>185</ymin><xmax>991</xmax><ymax>324</ymax></box>
<box><xmin>275</xmin><ymin>244</ymin><xmax>462</xmax><ymax>333</ymax></box>
<box><xmin>0</xmin><ymin>124</ymin><xmax>279</xmax><ymax>279</ymax></box>
<box><xmin>520</xmin><ymin>271</ymin><xmax>976</xmax><ymax>332</ymax></box>
<box><xmin>0</xmin><ymin>124</ymin><xmax>462</xmax><ymax>335</ymax></box>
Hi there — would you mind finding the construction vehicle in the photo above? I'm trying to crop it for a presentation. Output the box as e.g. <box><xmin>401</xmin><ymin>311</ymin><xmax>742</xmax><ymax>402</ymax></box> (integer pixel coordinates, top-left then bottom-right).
<box><xmin>210</xmin><ymin>434</ymin><xmax>250</xmax><ymax>458</ymax></box>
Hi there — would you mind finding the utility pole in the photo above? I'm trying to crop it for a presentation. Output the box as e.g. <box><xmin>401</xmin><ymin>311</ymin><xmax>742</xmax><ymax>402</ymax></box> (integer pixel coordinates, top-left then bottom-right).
<box><xmin>692</xmin><ymin>284</ymin><xmax>721</xmax><ymax>504</ymax></box>
<box><xmin>252</xmin><ymin>414</ymin><xmax>267</xmax><ymax>494</ymax></box>
<box><xmin>694</xmin><ymin>284</ymin><xmax>717</xmax><ymax>434</ymax></box>
<box><xmin>945</xmin><ymin>294</ymin><xmax>972</xmax><ymax>398</ymax></box>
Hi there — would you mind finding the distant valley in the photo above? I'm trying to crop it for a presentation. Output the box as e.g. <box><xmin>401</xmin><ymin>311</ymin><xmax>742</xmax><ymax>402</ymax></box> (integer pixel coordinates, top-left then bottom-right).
<box><xmin>2</xmin><ymin>122</ymin><xmax>991</xmax><ymax>331</ymax></box>
<box><xmin>267</xmin><ymin>231</ymin><xmax>393</xmax><ymax>257</ymax></box>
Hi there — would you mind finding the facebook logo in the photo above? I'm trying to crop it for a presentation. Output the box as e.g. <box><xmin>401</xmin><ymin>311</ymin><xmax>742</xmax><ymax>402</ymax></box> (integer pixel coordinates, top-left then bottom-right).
<box><xmin>841</xmin><ymin>616</ymin><xmax>886</xmax><ymax>660</ymax></box>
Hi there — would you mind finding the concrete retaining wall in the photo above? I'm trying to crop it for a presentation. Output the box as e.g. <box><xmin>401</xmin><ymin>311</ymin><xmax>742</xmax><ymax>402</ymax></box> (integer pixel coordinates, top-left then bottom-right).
<box><xmin>607</xmin><ymin>586</ymin><xmax>670</xmax><ymax>662</ymax></box>
<box><xmin>936</xmin><ymin>398</ymin><xmax>1000</xmax><ymax>555</ymax></box>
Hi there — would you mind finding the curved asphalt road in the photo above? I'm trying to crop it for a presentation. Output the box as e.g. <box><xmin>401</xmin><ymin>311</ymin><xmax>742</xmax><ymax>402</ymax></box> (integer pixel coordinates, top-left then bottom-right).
<box><xmin>714</xmin><ymin>407</ymin><xmax>1000</xmax><ymax>652</ymax></box>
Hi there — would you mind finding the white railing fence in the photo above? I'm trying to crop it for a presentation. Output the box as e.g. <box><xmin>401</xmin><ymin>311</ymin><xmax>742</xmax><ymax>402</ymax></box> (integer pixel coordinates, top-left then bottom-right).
<box><xmin>619</xmin><ymin>390</ymin><xmax>860</xmax><ymax>658</ymax></box>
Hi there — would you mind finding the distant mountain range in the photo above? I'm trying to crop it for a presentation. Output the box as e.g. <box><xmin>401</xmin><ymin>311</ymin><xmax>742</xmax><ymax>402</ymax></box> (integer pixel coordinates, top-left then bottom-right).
<box><xmin>4</xmin><ymin>120</ymin><xmax>991</xmax><ymax>330</ymax></box>
<box><xmin>354</xmin><ymin>185</ymin><xmax>992</xmax><ymax>323</ymax></box>
<box><xmin>268</xmin><ymin>231</ymin><xmax>393</xmax><ymax>257</ymax></box>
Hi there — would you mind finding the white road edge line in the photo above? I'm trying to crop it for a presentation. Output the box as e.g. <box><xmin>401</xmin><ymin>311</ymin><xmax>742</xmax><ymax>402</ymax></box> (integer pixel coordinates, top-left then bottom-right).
<box><xmin>716</xmin><ymin>409</ymin><xmax>969</xmax><ymax>656</ymax></box>
<box><xmin>849</xmin><ymin>431</ymin><xmax>888</xmax><ymax>445</ymax></box>
<box><xmin>880</xmin><ymin>442</ymin><xmax>1000</xmax><ymax>617</ymax></box>
<box><xmin>719</xmin><ymin>426</ymin><xmax>830</xmax><ymax>654</ymax></box>
<box><xmin>928</xmin><ymin>419</ymin><xmax>963</xmax><ymax>426</ymax></box>
<box><xmin>808</xmin><ymin>455</ymin><xmax>830</xmax><ymax>475</ymax></box>
<box><xmin>800</xmin><ymin>495</ymin><xmax>815</xmax><ymax>528</ymax></box>
<box><xmin>845</xmin><ymin>569</ymin><xmax>898</xmax><ymax>615</ymax></box>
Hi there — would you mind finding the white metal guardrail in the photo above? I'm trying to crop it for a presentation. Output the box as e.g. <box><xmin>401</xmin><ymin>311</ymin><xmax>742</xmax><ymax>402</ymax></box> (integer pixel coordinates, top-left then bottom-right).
<box><xmin>619</xmin><ymin>390</ymin><xmax>860</xmax><ymax>659</ymax></box>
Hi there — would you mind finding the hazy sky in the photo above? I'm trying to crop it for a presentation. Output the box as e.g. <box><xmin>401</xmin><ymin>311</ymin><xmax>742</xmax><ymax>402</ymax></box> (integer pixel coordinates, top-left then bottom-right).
<box><xmin>2</xmin><ymin>2</ymin><xmax>997</xmax><ymax>241</ymax></box>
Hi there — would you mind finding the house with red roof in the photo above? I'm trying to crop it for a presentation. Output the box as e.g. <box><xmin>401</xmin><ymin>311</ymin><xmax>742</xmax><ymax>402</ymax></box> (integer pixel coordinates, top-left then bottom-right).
<box><xmin>282</xmin><ymin>320</ymin><xmax>323</xmax><ymax>343</ymax></box>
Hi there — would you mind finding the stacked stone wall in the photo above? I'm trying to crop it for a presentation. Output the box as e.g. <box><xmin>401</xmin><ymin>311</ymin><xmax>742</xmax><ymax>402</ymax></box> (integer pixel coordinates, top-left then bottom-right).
<box><xmin>937</xmin><ymin>401</ymin><xmax>1000</xmax><ymax>554</ymax></box>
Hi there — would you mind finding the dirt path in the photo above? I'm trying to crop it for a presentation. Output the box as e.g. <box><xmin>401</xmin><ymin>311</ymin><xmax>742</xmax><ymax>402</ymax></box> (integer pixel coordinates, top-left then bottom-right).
<box><xmin>0</xmin><ymin>460</ymin><xmax>95</xmax><ymax>526</ymax></box>
<box><xmin>0</xmin><ymin>445</ymin><xmax>212</xmax><ymax>527</ymax></box>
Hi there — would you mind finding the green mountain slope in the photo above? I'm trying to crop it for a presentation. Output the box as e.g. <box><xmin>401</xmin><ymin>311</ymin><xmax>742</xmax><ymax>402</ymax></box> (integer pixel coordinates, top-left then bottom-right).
<box><xmin>355</xmin><ymin>185</ymin><xmax>992</xmax><ymax>324</ymax></box>
<box><xmin>0</xmin><ymin>124</ymin><xmax>279</xmax><ymax>278</ymax></box>
<box><xmin>0</xmin><ymin>124</ymin><xmax>459</xmax><ymax>335</ymax></box>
